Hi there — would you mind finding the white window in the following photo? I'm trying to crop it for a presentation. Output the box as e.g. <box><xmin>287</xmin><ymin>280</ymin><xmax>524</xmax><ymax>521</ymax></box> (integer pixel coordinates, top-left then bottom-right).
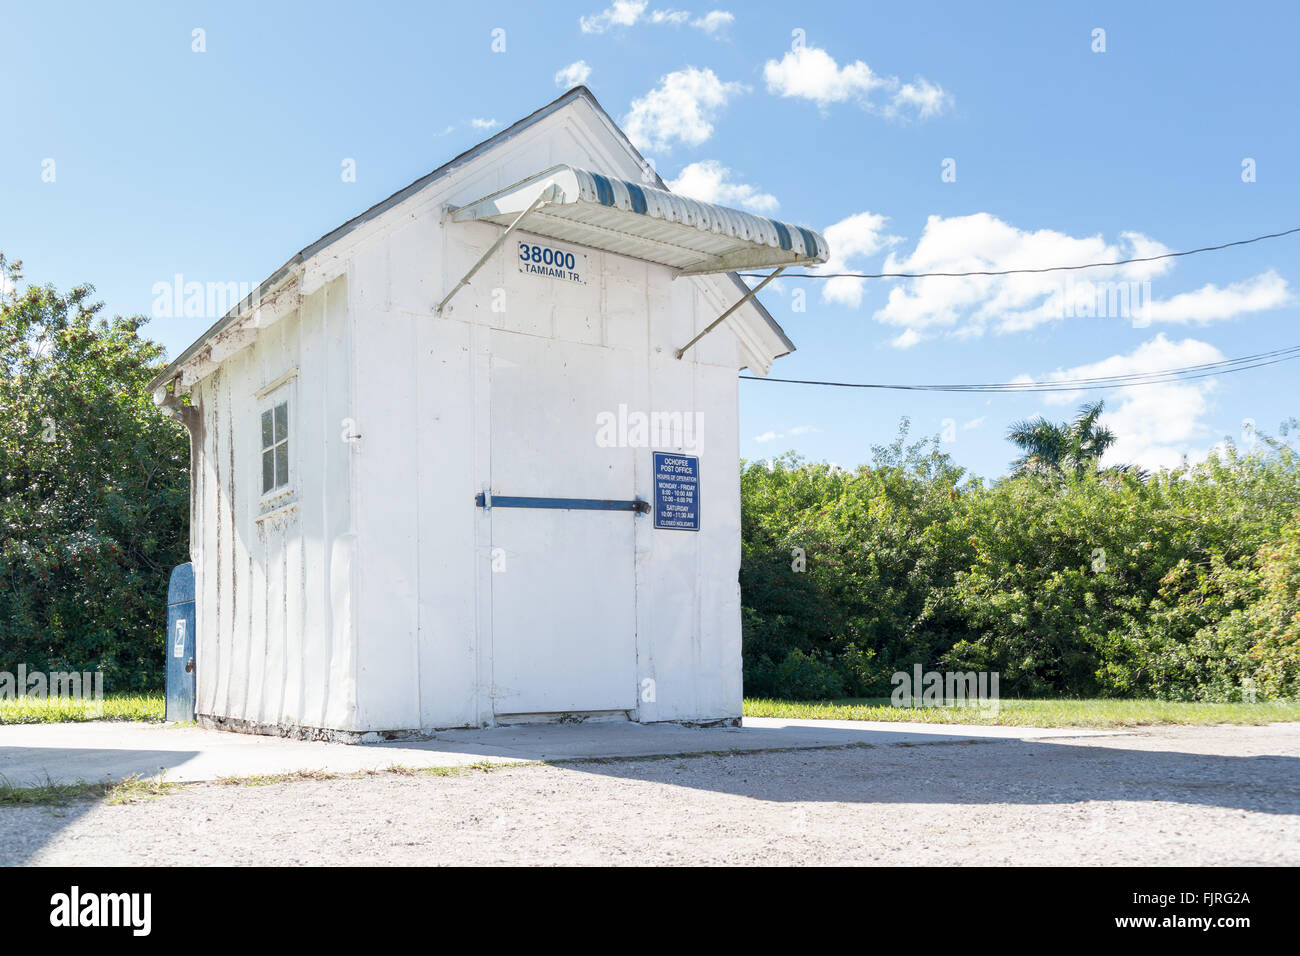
<box><xmin>260</xmin><ymin>400</ymin><xmax>290</xmax><ymax>495</ymax></box>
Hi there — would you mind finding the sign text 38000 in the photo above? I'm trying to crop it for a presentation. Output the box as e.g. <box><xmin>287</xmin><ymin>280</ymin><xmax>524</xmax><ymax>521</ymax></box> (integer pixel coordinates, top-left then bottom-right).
<box><xmin>518</xmin><ymin>241</ymin><xmax>585</xmax><ymax>284</ymax></box>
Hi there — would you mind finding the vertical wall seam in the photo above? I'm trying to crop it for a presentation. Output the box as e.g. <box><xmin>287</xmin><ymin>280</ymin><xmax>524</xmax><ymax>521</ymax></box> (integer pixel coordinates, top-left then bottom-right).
<box><xmin>412</xmin><ymin>267</ymin><xmax>424</xmax><ymax>729</ymax></box>
<box><xmin>348</xmin><ymin>263</ymin><xmax>361</xmax><ymax>729</ymax></box>
<box><xmin>320</xmin><ymin>282</ymin><xmax>332</xmax><ymax>729</ymax></box>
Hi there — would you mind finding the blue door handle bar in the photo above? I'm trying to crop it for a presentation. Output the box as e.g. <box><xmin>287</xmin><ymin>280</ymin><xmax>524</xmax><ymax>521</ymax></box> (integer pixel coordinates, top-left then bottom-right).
<box><xmin>475</xmin><ymin>493</ymin><xmax>650</xmax><ymax>514</ymax></box>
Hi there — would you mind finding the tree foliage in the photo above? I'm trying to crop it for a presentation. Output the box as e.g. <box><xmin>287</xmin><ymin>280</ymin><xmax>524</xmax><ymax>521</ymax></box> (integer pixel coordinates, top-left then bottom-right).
<box><xmin>0</xmin><ymin>255</ymin><xmax>188</xmax><ymax>689</ymax></box>
<box><xmin>742</xmin><ymin>417</ymin><xmax>1300</xmax><ymax>701</ymax></box>
<box><xmin>1007</xmin><ymin>400</ymin><xmax>1124</xmax><ymax>477</ymax></box>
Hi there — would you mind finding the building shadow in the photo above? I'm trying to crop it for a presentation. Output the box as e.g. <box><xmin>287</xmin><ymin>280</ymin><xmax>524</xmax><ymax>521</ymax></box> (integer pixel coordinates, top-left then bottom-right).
<box><xmin>542</xmin><ymin>731</ymin><xmax>1300</xmax><ymax>817</ymax></box>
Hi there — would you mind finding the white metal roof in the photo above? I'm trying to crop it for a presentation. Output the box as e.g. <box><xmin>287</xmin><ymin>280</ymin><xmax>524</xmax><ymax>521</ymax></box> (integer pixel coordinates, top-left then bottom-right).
<box><xmin>450</xmin><ymin>164</ymin><xmax>829</xmax><ymax>277</ymax></box>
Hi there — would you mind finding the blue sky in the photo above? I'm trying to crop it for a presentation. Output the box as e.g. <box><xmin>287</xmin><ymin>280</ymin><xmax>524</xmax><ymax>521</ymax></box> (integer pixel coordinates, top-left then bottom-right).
<box><xmin>4</xmin><ymin>1</ymin><xmax>1297</xmax><ymax>479</ymax></box>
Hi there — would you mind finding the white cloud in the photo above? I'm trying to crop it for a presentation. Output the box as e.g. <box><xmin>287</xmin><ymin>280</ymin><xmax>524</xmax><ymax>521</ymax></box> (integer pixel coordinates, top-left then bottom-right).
<box><xmin>580</xmin><ymin>3</ymin><xmax>733</xmax><ymax>34</ymax></box>
<box><xmin>754</xmin><ymin>425</ymin><xmax>818</xmax><ymax>443</ymax></box>
<box><xmin>1031</xmin><ymin>334</ymin><xmax>1226</xmax><ymax>472</ymax></box>
<box><xmin>961</xmin><ymin>416</ymin><xmax>985</xmax><ymax>430</ymax></box>
<box><xmin>763</xmin><ymin>44</ymin><xmax>949</xmax><ymax>118</ymax></box>
<box><xmin>870</xmin><ymin>213</ymin><xmax>1290</xmax><ymax>341</ymax></box>
<box><xmin>668</xmin><ymin>160</ymin><xmax>778</xmax><ymax>212</ymax></box>
<box><xmin>580</xmin><ymin>0</ymin><xmax>647</xmax><ymax>33</ymax></box>
<box><xmin>470</xmin><ymin>117</ymin><xmax>499</xmax><ymax>130</ymax></box>
<box><xmin>891</xmin><ymin>328</ymin><xmax>925</xmax><ymax>349</ymax></box>
<box><xmin>764</xmin><ymin>46</ymin><xmax>887</xmax><ymax>107</ymax></box>
<box><xmin>817</xmin><ymin>211</ymin><xmax>901</xmax><ymax>307</ymax></box>
<box><xmin>623</xmin><ymin>67</ymin><xmax>745</xmax><ymax>150</ymax></box>
<box><xmin>891</xmin><ymin>78</ymin><xmax>948</xmax><ymax>119</ymax></box>
<box><xmin>554</xmin><ymin>60</ymin><xmax>592</xmax><ymax>88</ymax></box>
<box><xmin>692</xmin><ymin>10</ymin><xmax>734</xmax><ymax>33</ymax></box>
<box><xmin>1141</xmin><ymin>270</ymin><xmax>1291</xmax><ymax>324</ymax></box>
<box><xmin>876</xmin><ymin>214</ymin><xmax>1158</xmax><ymax>333</ymax></box>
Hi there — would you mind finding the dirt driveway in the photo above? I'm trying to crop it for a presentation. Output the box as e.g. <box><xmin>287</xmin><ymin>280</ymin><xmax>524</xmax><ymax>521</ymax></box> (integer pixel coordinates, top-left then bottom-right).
<box><xmin>4</xmin><ymin>723</ymin><xmax>1297</xmax><ymax>866</ymax></box>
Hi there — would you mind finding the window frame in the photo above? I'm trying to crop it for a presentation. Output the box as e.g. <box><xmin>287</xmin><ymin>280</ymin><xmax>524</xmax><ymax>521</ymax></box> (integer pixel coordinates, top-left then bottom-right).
<box><xmin>256</xmin><ymin>381</ymin><xmax>296</xmax><ymax>512</ymax></box>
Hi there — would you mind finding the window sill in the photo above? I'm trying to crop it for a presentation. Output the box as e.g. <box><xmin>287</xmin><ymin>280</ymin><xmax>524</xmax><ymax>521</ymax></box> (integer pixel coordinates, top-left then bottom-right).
<box><xmin>255</xmin><ymin>497</ymin><xmax>300</xmax><ymax>523</ymax></box>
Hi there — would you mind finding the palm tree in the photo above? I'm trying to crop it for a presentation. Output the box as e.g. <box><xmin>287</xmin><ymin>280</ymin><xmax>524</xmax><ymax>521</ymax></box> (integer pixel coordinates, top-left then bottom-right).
<box><xmin>1007</xmin><ymin>400</ymin><xmax>1118</xmax><ymax>477</ymax></box>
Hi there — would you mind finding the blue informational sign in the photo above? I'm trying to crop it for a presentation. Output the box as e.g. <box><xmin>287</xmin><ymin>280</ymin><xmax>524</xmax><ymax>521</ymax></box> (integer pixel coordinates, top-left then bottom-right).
<box><xmin>653</xmin><ymin>452</ymin><xmax>700</xmax><ymax>531</ymax></box>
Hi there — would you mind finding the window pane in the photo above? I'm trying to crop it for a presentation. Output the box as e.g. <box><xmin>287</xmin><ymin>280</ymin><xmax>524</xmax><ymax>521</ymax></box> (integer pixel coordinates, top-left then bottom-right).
<box><xmin>274</xmin><ymin>403</ymin><xmax>288</xmax><ymax>442</ymax></box>
<box><xmin>261</xmin><ymin>410</ymin><xmax>273</xmax><ymax>450</ymax></box>
<box><xmin>262</xmin><ymin>449</ymin><xmax>274</xmax><ymax>493</ymax></box>
<box><xmin>275</xmin><ymin>442</ymin><xmax>289</xmax><ymax>488</ymax></box>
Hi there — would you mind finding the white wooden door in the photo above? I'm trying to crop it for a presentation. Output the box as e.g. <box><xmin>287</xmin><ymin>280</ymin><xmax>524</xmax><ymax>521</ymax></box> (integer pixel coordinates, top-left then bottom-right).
<box><xmin>487</xmin><ymin>332</ymin><xmax>638</xmax><ymax>715</ymax></box>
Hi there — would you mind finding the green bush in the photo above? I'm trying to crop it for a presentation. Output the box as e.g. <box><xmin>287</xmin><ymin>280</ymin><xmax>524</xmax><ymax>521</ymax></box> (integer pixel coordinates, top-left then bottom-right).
<box><xmin>1223</xmin><ymin>522</ymin><xmax>1300</xmax><ymax>699</ymax></box>
<box><xmin>771</xmin><ymin>649</ymin><xmax>845</xmax><ymax>701</ymax></box>
<box><xmin>0</xmin><ymin>257</ymin><xmax>187</xmax><ymax>690</ymax></box>
<box><xmin>741</xmin><ymin>420</ymin><xmax>1300</xmax><ymax>702</ymax></box>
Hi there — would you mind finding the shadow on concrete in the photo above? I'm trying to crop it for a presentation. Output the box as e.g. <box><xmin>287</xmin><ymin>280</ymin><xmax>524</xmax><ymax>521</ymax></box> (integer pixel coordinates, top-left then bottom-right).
<box><xmin>1</xmin><ymin>745</ymin><xmax>201</xmax><ymax>790</ymax></box>
<box><xmin>0</xmin><ymin>745</ymin><xmax>201</xmax><ymax>867</ymax></box>
<box><xmin>544</xmin><ymin>734</ymin><xmax>1300</xmax><ymax>817</ymax></box>
<box><xmin>3</xmin><ymin>720</ymin><xmax>1297</xmax><ymax>866</ymax></box>
<box><xmin>397</xmin><ymin>717</ymin><xmax>1065</xmax><ymax>763</ymax></box>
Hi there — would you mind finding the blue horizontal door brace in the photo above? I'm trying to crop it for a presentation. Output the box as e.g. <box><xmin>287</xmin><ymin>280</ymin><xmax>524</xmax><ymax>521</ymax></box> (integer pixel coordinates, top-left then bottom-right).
<box><xmin>475</xmin><ymin>493</ymin><xmax>650</xmax><ymax>514</ymax></box>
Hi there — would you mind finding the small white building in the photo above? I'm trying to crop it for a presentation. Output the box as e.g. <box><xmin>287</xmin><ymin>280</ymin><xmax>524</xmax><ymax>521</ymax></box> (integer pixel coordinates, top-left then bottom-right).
<box><xmin>149</xmin><ymin>88</ymin><xmax>827</xmax><ymax>740</ymax></box>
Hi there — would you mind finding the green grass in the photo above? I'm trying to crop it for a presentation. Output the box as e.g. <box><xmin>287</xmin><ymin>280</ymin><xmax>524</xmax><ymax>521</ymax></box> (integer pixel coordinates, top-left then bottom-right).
<box><xmin>0</xmin><ymin>773</ymin><xmax>106</xmax><ymax>806</ymax></box>
<box><xmin>2</xmin><ymin>687</ymin><xmax>1292</xmax><ymax>731</ymax></box>
<box><xmin>743</xmin><ymin>696</ymin><xmax>1300</xmax><ymax>728</ymax></box>
<box><xmin>215</xmin><ymin>760</ymin><xmax>522</xmax><ymax>788</ymax></box>
<box><xmin>0</xmin><ymin>771</ymin><xmax>176</xmax><ymax>807</ymax></box>
<box><xmin>0</xmin><ymin>692</ymin><xmax>164</xmax><ymax>724</ymax></box>
<box><xmin>0</xmin><ymin>759</ymin><xmax>528</xmax><ymax>807</ymax></box>
<box><xmin>104</xmin><ymin>773</ymin><xmax>180</xmax><ymax>805</ymax></box>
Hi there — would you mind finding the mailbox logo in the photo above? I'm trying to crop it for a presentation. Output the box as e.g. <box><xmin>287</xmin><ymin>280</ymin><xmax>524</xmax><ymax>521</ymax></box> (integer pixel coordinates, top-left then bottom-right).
<box><xmin>173</xmin><ymin>619</ymin><xmax>186</xmax><ymax>658</ymax></box>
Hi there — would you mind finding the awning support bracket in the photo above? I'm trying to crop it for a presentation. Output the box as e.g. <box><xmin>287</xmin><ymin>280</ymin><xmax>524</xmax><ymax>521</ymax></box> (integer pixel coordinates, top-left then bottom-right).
<box><xmin>674</xmin><ymin>267</ymin><xmax>786</xmax><ymax>360</ymax></box>
<box><xmin>435</xmin><ymin>184</ymin><xmax>563</xmax><ymax>315</ymax></box>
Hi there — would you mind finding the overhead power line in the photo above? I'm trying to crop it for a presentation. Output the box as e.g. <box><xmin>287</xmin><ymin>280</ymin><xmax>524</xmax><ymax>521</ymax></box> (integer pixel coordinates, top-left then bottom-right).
<box><xmin>739</xmin><ymin>225</ymin><xmax>1300</xmax><ymax>281</ymax></box>
<box><xmin>739</xmin><ymin>345</ymin><xmax>1300</xmax><ymax>393</ymax></box>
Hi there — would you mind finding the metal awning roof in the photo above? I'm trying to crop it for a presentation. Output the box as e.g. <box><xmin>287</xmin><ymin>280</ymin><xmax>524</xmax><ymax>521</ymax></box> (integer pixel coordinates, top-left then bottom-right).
<box><xmin>149</xmin><ymin>89</ymin><xmax>804</xmax><ymax>394</ymax></box>
<box><xmin>448</xmin><ymin>164</ymin><xmax>828</xmax><ymax>277</ymax></box>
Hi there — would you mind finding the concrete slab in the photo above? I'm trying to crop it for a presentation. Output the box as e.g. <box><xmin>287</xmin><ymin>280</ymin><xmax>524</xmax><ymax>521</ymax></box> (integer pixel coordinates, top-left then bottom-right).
<box><xmin>0</xmin><ymin>718</ymin><xmax>1123</xmax><ymax>788</ymax></box>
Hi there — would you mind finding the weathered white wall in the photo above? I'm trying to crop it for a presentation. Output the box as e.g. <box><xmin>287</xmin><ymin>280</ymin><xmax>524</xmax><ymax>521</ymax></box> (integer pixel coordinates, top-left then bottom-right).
<box><xmin>191</xmin><ymin>94</ymin><xmax>763</xmax><ymax>734</ymax></box>
<box><xmin>191</xmin><ymin>275</ymin><xmax>356</xmax><ymax>733</ymax></box>
<box><xmin>345</xmin><ymin>102</ymin><xmax>744</xmax><ymax>730</ymax></box>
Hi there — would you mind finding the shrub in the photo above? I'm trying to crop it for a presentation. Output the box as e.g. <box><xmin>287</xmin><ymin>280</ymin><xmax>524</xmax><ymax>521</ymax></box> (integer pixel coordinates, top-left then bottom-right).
<box><xmin>0</xmin><ymin>257</ymin><xmax>187</xmax><ymax>690</ymax></box>
<box><xmin>740</xmin><ymin>421</ymin><xmax>1300</xmax><ymax>702</ymax></box>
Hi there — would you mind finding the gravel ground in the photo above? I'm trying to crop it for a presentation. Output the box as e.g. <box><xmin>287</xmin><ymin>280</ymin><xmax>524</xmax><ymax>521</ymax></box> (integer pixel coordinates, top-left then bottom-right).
<box><xmin>4</xmin><ymin>723</ymin><xmax>1298</xmax><ymax>866</ymax></box>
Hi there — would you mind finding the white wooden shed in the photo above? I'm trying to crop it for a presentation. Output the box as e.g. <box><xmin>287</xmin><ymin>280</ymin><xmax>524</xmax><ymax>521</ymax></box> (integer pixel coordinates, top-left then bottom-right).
<box><xmin>149</xmin><ymin>87</ymin><xmax>827</xmax><ymax>740</ymax></box>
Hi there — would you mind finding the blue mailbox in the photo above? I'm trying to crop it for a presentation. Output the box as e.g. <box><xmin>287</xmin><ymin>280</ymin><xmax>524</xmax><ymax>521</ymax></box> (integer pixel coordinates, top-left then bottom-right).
<box><xmin>166</xmin><ymin>563</ymin><xmax>196</xmax><ymax>722</ymax></box>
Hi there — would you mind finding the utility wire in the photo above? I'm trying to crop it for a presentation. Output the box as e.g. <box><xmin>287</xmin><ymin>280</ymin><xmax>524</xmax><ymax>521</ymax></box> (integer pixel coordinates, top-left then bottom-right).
<box><xmin>739</xmin><ymin>345</ymin><xmax>1300</xmax><ymax>393</ymax></box>
<box><xmin>738</xmin><ymin>225</ymin><xmax>1300</xmax><ymax>281</ymax></box>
